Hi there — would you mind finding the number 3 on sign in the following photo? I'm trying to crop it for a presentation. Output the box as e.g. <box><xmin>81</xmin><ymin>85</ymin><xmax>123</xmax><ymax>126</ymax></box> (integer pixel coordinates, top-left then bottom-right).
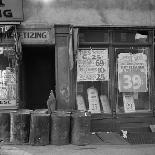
<box><xmin>123</xmin><ymin>74</ymin><xmax>141</xmax><ymax>90</ymax></box>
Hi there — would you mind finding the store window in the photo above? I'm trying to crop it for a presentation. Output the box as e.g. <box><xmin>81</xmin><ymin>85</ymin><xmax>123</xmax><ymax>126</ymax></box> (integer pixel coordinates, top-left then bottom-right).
<box><xmin>0</xmin><ymin>25</ymin><xmax>20</xmax><ymax>109</ymax></box>
<box><xmin>75</xmin><ymin>28</ymin><xmax>153</xmax><ymax>115</ymax></box>
<box><xmin>116</xmin><ymin>47</ymin><xmax>150</xmax><ymax>113</ymax></box>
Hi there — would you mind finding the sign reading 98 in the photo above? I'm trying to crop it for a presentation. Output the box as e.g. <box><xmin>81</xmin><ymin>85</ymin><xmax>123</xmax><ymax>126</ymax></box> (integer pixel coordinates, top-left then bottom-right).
<box><xmin>119</xmin><ymin>72</ymin><xmax>147</xmax><ymax>92</ymax></box>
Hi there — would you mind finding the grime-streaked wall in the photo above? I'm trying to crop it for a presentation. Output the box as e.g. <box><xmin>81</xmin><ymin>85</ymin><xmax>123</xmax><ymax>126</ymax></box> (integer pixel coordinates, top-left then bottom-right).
<box><xmin>23</xmin><ymin>0</ymin><xmax>155</xmax><ymax>26</ymax></box>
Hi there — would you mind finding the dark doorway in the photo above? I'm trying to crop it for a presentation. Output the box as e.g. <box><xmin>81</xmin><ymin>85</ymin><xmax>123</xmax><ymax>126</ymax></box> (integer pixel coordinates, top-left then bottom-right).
<box><xmin>22</xmin><ymin>46</ymin><xmax>55</xmax><ymax>110</ymax></box>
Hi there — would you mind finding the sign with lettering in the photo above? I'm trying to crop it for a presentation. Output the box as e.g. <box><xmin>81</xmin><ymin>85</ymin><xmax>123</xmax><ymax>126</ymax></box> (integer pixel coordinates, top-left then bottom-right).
<box><xmin>123</xmin><ymin>93</ymin><xmax>135</xmax><ymax>113</ymax></box>
<box><xmin>77</xmin><ymin>49</ymin><xmax>109</xmax><ymax>81</ymax></box>
<box><xmin>118</xmin><ymin>52</ymin><xmax>148</xmax><ymax>92</ymax></box>
<box><xmin>0</xmin><ymin>0</ymin><xmax>23</xmax><ymax>21</ymax></box>
<box><xmin>0</xmin><ymin>67</ymin><xmax>16</xmax><ymax>107</ymax></box>
<box><xmin>19</xmin><ymin>29</ymin><xmax>53</xmax><ymax>45</ymax></box>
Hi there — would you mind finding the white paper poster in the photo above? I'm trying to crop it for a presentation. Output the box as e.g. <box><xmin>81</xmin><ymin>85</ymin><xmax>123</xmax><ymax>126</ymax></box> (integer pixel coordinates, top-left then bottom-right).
<box><xmin>87</xmin><ymin>87</ymin><xmax>101</xmax><ymax>113</ymax></box>
<box><xmin>77</xmin><ymin>49</ymin><xmax>109</xmax><ymax>81</ymax></box>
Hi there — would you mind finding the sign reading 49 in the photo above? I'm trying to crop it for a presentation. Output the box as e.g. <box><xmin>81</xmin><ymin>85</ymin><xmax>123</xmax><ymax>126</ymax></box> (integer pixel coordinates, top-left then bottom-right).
<box><xmin>118</xmin><ymin>72</ymin><xmax>148</xmax><ymax>92</ymax></box>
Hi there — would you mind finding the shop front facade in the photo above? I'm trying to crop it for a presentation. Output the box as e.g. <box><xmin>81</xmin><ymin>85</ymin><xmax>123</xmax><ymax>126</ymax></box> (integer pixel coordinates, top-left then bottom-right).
<box><xmin>0</xmin><ymin>0</ymin><xmax>155</xmax><ymax>135</ymax></box>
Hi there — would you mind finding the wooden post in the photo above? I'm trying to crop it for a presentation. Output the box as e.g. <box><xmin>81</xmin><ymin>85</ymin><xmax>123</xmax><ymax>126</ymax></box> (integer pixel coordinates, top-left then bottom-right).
<box><xmin>29</xmin><ymin>113</ymin><xmax>50</xmax><ymax>145</ymax></box>
<box><xmin>55</xmin><ymin>25</ymin><xmax>74</xmax><ymax>110</ymax></box>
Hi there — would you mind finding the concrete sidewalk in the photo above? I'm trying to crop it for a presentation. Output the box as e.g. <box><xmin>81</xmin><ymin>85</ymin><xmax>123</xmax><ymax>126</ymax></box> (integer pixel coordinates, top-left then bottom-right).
<box><xmin>1</xmin><ymin>144</ymin><xmax>155</xmax><ymax>155</ymax></box>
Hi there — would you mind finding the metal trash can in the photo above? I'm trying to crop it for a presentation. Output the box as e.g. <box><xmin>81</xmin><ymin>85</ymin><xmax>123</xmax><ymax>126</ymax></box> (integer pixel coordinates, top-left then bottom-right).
<box><xmin>50</xmin><ymin>111</ymin><xmax>71</xmax><ymax>145</ymax></box>
<box><xmin>71</xmin><ymin>111</ymin><xmax>91</xmax><ymax>145</ymax></box>
<box><xmin>0</xmin><ymin>111</ymin><xmax>11</xmax><ymax>143</ymax></box>
<box><xmin>29</xmin><ymin>112</ymin><xmax>50</xmax><ymax>146</ymax></box>
<box><xmin>10</xmin><ymin>109</ymin><xmax>32</xmax><ymax>144</ymax></box>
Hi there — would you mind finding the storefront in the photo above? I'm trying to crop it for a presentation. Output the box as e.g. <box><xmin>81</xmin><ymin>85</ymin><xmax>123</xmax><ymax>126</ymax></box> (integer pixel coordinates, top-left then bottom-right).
<box><xmin>55</xmin><ymin>25</ymin><xmax>155</xmax><ymax>133</ymax></box>
<box><xmin>0</xmin><ymin>0</ymin><xmax>23</xmax><ymax>109</ymax></box>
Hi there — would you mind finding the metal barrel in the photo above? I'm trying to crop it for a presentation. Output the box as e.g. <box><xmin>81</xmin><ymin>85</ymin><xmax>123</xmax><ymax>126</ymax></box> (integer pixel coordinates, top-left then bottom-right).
<box><xmin>0</xmin><ymin>111</ymin><xmax>11</xmax><ymax>143</ymax></box>
<box><xmin>71</xmin><ymin>111</ymin><xmax>91</xmax><ymax>145</ymax></box>
<box><xmin>50</xmin><ymin>111</ymin><xmax>71</xmax><ymax>145</ymax></box>
<box><xmin>10</xmin><ymin>109</ymin><xmax>32</xmax><ymax>144</ymax></box>
<box><xmin>29</xmin><ymin>112</ymin><xmax>50</xmax><ymax>146</ymax></box>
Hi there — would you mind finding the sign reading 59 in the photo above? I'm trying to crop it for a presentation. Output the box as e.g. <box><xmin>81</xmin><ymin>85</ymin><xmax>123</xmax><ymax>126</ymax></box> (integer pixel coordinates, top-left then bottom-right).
<box><xmin>118</xmin><ymin>72</ymin><xmax>147</xmax><ymax>92</ymax></box>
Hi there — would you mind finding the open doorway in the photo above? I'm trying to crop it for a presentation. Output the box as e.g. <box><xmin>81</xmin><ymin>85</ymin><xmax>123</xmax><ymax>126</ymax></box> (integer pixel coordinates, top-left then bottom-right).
<box><xmin>22</xmin><ymin>45</ymin><xmax>55</xmax><ymax>110</ymax></box>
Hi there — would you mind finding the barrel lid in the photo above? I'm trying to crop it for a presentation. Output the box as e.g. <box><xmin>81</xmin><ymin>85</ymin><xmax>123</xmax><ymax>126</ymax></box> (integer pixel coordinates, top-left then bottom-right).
<box><xmin>51</xmin><ymin>110</ymin><xmax>71</xmax><ymax>117</ymax></box>
<box><xmin>10</xmin><ymin>109</ymin><xmax>33</xmax><ymax>114</ymax></box>
<box><xmin>71</xmin><ymin>111</ymin><xmax>91</xmax><ymax>117</ymax></box>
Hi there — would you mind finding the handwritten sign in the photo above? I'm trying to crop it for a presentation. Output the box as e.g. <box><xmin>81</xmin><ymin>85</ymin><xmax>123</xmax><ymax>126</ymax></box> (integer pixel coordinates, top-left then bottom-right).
<box><xmin>118</xmin><ymin>52</ymin><xmax>148</xmax><ymax>92</ymax></box>
<box><xmin>87</xmin><ymin>87</ymin><xmax>101</xmax><ymax>113</ymax></box>
<box><xmin>77</xmin><ymin>49</ymin><xmax>109</xmax><ymax>81</ymax></box>
<box><xmin>0</xmin><ymin>67</ymin><xmax>16</xmax><ymax>107</ymax></box>
<box><xmin>123</xmin><ymin>93</ymin><xmax>135</xmax><ymax>113</ymax></box>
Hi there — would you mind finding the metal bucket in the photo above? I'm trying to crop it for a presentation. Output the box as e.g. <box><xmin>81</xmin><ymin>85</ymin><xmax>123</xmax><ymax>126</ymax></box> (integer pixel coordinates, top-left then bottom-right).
<box><xmin>71</xmin><ymin>111</ymin><xmax>91</xmax><ymax>145</ymax></box>
<box><xmin>50</xmin><ymin>111</ymin><xmax>71</xmax><ymax>145</ymax></box>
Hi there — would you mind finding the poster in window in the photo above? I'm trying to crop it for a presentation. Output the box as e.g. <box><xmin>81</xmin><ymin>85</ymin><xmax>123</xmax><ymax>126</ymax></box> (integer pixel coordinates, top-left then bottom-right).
<box><xmin>0</xmin><ymin>67</ymin><xmax>16</xmax><ymax>107</ymax></box>
<box><xmin>77</xmin><ymin>49</ymin><xmax>109</xmax><ymax>81</ymax></box>
<box><xmin>118</xmin><ymin>52</ymin><xmax>148</xmax><ymax>92</ymax></box>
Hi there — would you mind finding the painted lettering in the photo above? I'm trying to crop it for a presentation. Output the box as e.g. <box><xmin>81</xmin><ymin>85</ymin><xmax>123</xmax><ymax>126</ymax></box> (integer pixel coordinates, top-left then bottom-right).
<box><xmin>0</xmin><ymin>10</ymin><xmax>13</xmax><ymax>18</ymax></box>
<box><xmin>22</xmin><ymin>31</ymin><xmax>47</xmax><ymax>39</ymax></box>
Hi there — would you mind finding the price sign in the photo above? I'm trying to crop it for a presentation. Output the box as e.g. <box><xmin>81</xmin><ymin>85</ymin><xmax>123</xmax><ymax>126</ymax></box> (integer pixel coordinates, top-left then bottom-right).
<box><xmin>118</xmin><ymin>71</ymin><xmax>147</xmax><ymax>92</ymax></box>
<box><xmin>118</xmin><ymin>53</ymin><xmax>148</xmax><ymax>92</ymax></box>
<box><xmin>77</xmin><ymin>49</ymin><xmax>109</xmax><ymax>81</ymax></box>
<box><xmin>123</xmin><ymin>93</ymin><xmax>135</xmax><ymax>113</ymax></box>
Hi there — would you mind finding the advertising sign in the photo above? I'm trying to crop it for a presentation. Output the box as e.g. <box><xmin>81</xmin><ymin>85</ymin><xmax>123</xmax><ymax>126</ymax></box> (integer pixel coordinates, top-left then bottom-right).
<box><xmin>77</xmin><ymin>49</ymin><xmax>109</xmax><ymax>81</ymax></box>
<box><xmin>0</xmin><ymin>67</ymin><xmax>16</xmax><ymax>107</ymax></box>
<box><xmin>118</xmin><ymin>52</ymin><xmax>148</xmax><ymax>92</ymax></box>
<box><xmin>0</xmin><ymin>0</ymin><xmax>23</xmax><ymax>21</ymax></box>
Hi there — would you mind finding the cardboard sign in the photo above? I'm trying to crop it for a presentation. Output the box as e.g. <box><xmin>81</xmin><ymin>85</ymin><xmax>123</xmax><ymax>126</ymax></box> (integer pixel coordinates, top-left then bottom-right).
<box><xmin>77</xmin><ymin>49</ymin><xmax>109</xmax><ymax>81</ymax></box>
<box><xmin>76</xmin><ymin>95</ymin><xmax>86</xmax><ymax>111</ymax></box>
<box><xmin>118</xmin><ymin>53</ymin><xmax>148</xmax><ymax>92</ymax></box>
<box><xmin>0</xmin><ymin>67</ymin><xmax>16</xmax><ymax>107</ymax></box>
<box><xmin>100</xmin><ymin>95</ymin><xmax>111</xmax><ymax>113</ymax></box>
<box><xmin>123</xmin><ymin>93</ymin><xmax>135</xmax><ymax>113</ymax></box>
<box><xmin>87</xmin><ymin>87</ymin><xmax>101</xmax><ymax>113</ymax></box>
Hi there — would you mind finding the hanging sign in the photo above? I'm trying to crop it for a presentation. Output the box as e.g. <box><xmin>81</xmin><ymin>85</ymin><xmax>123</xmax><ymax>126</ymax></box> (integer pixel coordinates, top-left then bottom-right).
<box><xmin>118</xmin><ymin>52</ymin><xmax>148</xmax><ymax>92</ymax></box>
<box><xmin>0</xmin><ymin>0</ymin><xmax>23</xmax><ymax>21</ymax></box>
<box><xmin>77</xmin><ymin>49</ymin><xmax>109</xmax><ymax>81</ymax></box>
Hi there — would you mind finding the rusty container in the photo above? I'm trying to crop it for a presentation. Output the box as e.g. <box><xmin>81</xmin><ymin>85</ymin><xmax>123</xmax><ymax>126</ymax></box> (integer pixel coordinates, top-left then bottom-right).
<box><xmin>71</xmin><ymin>111</ymin><xmax>91</xmax><ymax>145</ymax></box>
<box><xmin>29</xmin><ymin>112</ymin><xmax>50</xmax><ymax>145</ymax></box>
<box><xmin>50</xmin><ymin>111</ymin><xmax>71</xmax><ymax>145</ymax></box>
<box><xmin>10</xmin><ymin>109</ymin><xmax>32</xmax><ymax>144</ymax></box>
<box><xmin>0</xmin><ymin>111</ymin><xmax>11</xmax><ymax>142</ymax></box>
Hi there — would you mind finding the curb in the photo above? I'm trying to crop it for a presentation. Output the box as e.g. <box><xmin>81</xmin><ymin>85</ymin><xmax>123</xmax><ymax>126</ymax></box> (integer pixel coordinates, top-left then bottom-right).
<box><xmin>0</xmin><ymin>146</ymin><xmax>32</xmax><ymax>155</ymax></box>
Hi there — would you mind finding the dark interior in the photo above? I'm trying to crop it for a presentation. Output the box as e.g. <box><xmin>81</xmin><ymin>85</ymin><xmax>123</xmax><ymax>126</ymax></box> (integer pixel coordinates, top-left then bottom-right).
<box><xmin>22</xmin><ymin>46</ymin><xmax>55</xmax><ymax>110</ymax></box>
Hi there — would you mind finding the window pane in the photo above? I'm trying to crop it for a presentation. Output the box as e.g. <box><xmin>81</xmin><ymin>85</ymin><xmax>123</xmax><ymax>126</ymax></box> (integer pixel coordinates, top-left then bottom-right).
<box><xmin>116</xmin><ymin>47</ymin><xmax>150</xmax><ymax>113</ymax></box>
<box><xmin>79</xmin><ymin>30</ymin><xmax>109</xmax><ymax>43</ymax></box>
<box><xmin>113</xmin><ymin>31</ymin><xmax>149</xmax><ymax>43</ymax></box>
<box><xmin>76</xmin><ymin>49</ymin><xmax>111</xmax><ymax>114</ymax></box>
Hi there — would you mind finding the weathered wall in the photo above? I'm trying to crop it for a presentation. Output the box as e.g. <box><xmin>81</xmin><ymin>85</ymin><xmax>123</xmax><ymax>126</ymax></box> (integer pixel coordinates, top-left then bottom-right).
<box><xmin>23</xmin><ymin>0</ymin><xmax>155</xmax><ymax>26</ymax></box>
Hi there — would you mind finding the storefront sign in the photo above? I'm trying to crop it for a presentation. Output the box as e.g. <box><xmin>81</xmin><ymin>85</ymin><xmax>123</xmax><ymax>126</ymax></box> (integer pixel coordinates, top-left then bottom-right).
<box><xmin>0</xmin><ymin>0</ymin><xmax>23</xmax><ymax>21</ymax></box>
<box><xmin>118</xmin><ymin>53</ymin><xmax>148</xmax><ymax>92</ymax></box>
<box><xmin>77</xmin><ymin>49</ymin><xmax>109</xmax><ymax>81</ymax></box>
<box><xmin>19</xmin><ymin>29</ymin><xmax>53</xmax><ymax>45</ymax></box>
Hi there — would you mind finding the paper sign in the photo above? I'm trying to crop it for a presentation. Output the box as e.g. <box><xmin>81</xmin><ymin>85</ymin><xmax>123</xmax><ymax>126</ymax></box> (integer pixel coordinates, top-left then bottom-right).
<box><xmin>77</xmin><ymin>49</ymin><xmax>109</xmax><ymax>81</ymax></box>
<box><xmin>76</xmin><ymin>95</ymin><xmax>86</xmax><ymax>111</ymax></box>
<box><xmin>118</xmin><ymin>52</ymin><xmax>148</xmax><ymax>92</ymax></box>
<box><xmin>87</xmin><ymin>87</ymin><xmax>101</xmax><ymax>113</ymax></box>
<box><xmin>123</xmin><ymin>93</ymin><xmax>135</xmax><ymax>113</ymax></box>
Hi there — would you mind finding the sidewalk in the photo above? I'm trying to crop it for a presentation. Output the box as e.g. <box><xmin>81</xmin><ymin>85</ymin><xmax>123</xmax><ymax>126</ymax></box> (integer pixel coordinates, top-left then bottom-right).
<box><xmin>1</xmin><ymin>144</ymin><xmax>155</xmax><ymax>155</ymax></box>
